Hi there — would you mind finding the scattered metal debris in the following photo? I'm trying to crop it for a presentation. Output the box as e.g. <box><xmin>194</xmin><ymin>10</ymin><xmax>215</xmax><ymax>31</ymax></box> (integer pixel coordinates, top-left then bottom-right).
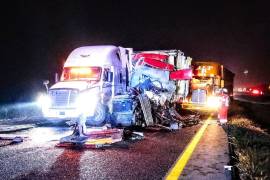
<box><xmin>130</xmin><ymin>131</ymin><xmax>144</xmax><ymax>140</ymax></box>
<box><xmin>57</xmin><ymin>123</ymin><xmax>124</xmax><ymax>149</ymax></box>
<box><xmin>0</xmin><ymin>124</ymin><xmax>35</xmax><ymax>133</ymax></box>
<box><xmin>224</xmin><ymin>165</ymin><xmax>233</xmax><ymax>171</ymax></box>
<box><xmin>0</xmin><ymin>135</ymin><xmax>24</xmax><ymax>147</ymax></box>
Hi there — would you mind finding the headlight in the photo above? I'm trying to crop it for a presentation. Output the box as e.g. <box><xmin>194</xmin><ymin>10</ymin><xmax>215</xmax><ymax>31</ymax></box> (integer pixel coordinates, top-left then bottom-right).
<box><xmin>206</xmin><ymin>96</ymin><xmax>220</xmax><ymax>108</ymax></box>
<box><xmin>76</xmin><ymin>92</ymin><xmax>99</xmax><ymax>115</ymax></box>
<box><xmin>37</xmin><ymin>94</ymin><xmax>51</xmax><ymax>108</ymax></box>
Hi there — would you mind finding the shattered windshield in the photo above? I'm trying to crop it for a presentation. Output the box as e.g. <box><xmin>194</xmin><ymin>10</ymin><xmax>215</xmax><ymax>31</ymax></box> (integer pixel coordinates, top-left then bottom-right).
<box><xmin>62</xmin><ymin>67</ymin><xmax>101</xmax><ymax>81</ymax></box>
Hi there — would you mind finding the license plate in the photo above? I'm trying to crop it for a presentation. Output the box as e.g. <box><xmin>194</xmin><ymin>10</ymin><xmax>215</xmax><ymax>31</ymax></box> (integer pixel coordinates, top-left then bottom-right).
<box><xmin>59</xmin><ymin>112</ymin><xmax>65</xmax><ymax>115</ymax></box>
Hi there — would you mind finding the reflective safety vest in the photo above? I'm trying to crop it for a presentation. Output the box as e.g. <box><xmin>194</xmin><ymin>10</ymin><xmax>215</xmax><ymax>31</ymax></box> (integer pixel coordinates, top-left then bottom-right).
<box><xmin>220</xmin><ymin>94</ymin><xmax>229</xmax><ymax>107</ymax></box>
<box><xmin>219</xmin><ymin>94</ymin><xmax>229</xmax><ymax>120</ymax></box>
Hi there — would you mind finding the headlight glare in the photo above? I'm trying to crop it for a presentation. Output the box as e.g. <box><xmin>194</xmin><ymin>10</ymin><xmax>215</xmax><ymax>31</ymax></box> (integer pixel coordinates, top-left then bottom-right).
<box><xmin>76</xmin><ymin>92</ymin><xmax>99</xmax><ymax>115</ymax></box>
<box><xmin>207</xmin><ymin>96</ymin><xmax>220</xmax><ymax>108</ymax></box>
<box><xmin>37</xmin><ymin>94</ymin><xmax>51</xmax><ymax>108</ymax></box>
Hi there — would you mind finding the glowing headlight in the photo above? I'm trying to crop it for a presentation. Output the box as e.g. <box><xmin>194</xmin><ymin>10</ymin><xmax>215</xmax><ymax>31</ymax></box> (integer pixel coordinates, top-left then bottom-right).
<box><xmin>207</xmin><ymin>96</ymin><xmax>220</xmax><ymax>108</ymax></box>
<box><xmin>37</xmin><ymin>94</ymin><xmax>51</xmax><ymax>108</ymax></box>
<box><xmin>76</xmin><ymin>92</ymin><xmax>99</xmax><ymax>115</ymax></box>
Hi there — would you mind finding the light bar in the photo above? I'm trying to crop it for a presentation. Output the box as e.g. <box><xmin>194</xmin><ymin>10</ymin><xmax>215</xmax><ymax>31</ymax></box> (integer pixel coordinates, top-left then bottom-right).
<box><xmin>70</xmin><ymin>68</ymin><xmax>92</xmax><ymax>74</ymax></box>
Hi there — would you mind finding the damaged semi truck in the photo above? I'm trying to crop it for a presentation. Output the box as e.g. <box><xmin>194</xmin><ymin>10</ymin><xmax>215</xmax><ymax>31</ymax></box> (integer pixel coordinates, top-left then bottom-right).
<box><xmin>37</xmin><ymin>45</ymin><xmax>197</xmax><ymax>130</ymax></box>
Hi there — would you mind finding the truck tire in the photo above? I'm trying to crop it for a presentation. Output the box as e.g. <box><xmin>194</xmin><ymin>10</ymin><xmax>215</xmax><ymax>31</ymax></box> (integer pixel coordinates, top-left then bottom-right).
<box><xmin>86</xmin><ymin>103</ymin><xmax>106</xmax><ymax>126</ymax></box>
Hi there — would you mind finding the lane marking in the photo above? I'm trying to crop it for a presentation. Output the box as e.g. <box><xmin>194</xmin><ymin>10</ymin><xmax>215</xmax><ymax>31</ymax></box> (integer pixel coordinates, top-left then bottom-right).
<box><xmin>165</xmin><ymin>116</ymin><xmax>212</xmax><ymax>180</ymax></box>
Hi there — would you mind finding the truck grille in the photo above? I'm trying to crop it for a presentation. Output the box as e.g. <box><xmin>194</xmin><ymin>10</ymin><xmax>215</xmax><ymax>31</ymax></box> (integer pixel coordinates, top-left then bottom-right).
<box><xmin>49</xmin><ymin>89</ymin><xmax>78</xmax><ymax>108</ymax></box>
<box><xmin>191</xmin><ymin>89</ymin><xmax>207</xmax><ymax>104</ymax></box>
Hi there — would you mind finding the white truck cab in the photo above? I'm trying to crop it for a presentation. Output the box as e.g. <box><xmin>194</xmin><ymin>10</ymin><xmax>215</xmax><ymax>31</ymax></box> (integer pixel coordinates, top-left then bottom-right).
<box><xmin>38</xmin><ymin>45</ymin><xmax>131</xmax><ymax>126</ymax></box>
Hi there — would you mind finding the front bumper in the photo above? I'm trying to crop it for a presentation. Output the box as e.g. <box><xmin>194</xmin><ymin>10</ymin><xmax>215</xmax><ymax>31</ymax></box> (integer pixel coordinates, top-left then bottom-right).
<box><xmin>181</xmin><ymin>102</ymin><xmax>218</xmax><ymax>112</ymax></box>
<box><xmin>42</xmin><ymin>108</ymin><xmax>81</xmax><ymax>120</ymax></box>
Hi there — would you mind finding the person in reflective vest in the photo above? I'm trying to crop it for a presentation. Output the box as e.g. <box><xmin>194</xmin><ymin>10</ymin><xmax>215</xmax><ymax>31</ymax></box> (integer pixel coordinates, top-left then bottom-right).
<box><xmin>218</xmin><ymin>88</ymin><xmax>229</xmax><ymax>124</ymax></box>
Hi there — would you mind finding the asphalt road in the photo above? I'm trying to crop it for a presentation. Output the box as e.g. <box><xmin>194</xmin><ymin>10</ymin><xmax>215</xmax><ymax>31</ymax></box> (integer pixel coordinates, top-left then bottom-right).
<box><xmin>0</xmin><ymin>119</ymin><xmax>201</xmax><ymax>180</ymax></box>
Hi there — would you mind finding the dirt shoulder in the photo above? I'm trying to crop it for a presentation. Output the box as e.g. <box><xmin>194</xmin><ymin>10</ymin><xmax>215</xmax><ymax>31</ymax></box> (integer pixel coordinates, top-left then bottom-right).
<box><xmin>227</xmin><ymin>100</ymin><xmax>270</xmax><ymax>179</ymax></box>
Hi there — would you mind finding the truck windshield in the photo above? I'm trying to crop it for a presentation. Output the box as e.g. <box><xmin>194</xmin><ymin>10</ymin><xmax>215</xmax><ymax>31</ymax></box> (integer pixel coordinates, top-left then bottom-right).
<box><xmin>62</xmin><ymin>67</ymin><xmax>101</xmax><ymax>81</ymax></box>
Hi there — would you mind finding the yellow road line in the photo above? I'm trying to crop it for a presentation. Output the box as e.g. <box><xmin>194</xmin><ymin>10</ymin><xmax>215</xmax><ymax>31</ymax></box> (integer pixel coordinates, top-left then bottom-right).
<box><xmin>165</xmin><ymin>116</ymin><xmax>212</xmax><ymax>180</ymax></box>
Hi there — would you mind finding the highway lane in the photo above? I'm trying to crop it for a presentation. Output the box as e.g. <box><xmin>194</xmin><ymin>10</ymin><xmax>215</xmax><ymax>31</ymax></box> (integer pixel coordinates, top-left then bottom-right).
<box><xmin>0</xmin><ymin>120</ymin><xmax>201</xmax><ymax>180</ymax></box>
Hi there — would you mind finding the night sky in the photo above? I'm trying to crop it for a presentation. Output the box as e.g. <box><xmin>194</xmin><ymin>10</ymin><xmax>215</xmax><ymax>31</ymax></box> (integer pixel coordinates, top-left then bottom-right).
<box><xmin>1</xmin><ymin>1</ymin><xmax>270</xmax><ymax>103</ymax></box>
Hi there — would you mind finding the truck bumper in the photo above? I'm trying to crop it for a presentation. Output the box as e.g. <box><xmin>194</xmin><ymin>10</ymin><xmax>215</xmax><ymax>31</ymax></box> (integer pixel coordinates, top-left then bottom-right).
<box><xmin>42</xmin><ymin>108</ymin><xmax>81</xmax><ymax>120</ymax></box>
<box><xmin>181</xmin><ymin>103</ymin><xmax>218</xmax><ymax>112</ymax></box>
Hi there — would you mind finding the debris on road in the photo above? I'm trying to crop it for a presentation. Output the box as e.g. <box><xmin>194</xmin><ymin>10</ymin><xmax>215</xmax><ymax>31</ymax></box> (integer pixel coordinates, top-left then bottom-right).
<box><xmin>0</xmin><ymin>124</ymin><xmax>35</xmax><ymax>133</ymax></box>
<box><xmin>224</xmin><ymin>165</ymin><xmax>232</xmax><ymax>171</ymax></box>
<box><xmin>56</xmin><ymin>124</ymin><xmax>124</xmax><ymax>149</ymax></box>
<box><xmin>0</xmin><ymin>135</ymin><xmax>25</xmax><ymax>147</ymax></box>
<box><xmin>123</xmin><ymin>130</ymin><xmax>144</xmax><ymax>141</ymax></box>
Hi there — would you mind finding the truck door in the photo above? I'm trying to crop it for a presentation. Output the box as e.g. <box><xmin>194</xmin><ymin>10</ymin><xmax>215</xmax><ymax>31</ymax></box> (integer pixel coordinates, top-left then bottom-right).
<box><xmin>114</xmin><ymin>68</ymin><xmax>124</xmax><ymax>95</ymax></box>
<box><xmin>102</xmin><ymin>68</ymin><xmax>112</xmax><ymax>104</ymax></box>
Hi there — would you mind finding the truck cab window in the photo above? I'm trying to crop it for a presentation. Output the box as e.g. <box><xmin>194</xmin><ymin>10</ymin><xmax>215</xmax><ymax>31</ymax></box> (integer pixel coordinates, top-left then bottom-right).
<box><xmin>103</xmin><ymin>68</ymin><xmax>110</xmax><ymax>82</ymax></box>
<box><xmin>119</xmin><ymin>72</ymin><xmax>123</xmax><ymax>83</ymax></box>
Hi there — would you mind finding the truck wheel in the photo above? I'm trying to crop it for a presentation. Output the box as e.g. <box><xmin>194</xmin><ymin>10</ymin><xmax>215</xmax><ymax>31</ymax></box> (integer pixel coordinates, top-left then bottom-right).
<box><xmin>86</xmin><ymin>103</ymin><xmax>106</xmax><ymax>126</ymax></box>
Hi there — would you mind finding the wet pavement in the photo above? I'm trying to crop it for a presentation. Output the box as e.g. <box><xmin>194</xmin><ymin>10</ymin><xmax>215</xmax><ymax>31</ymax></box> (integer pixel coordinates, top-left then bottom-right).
<box><xmin>0</xmin><ymin>117</ymin><xmax>232</xmax><ymax>179</ymax></box>
<box><xmin>0</xmin><ymin>119</ymin><xmax>199</xmax><ymax>180</ymax></box>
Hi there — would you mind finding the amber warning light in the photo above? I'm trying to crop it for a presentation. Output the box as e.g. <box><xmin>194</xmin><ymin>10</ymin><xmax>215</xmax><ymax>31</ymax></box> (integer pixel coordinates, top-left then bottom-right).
<box><xmin>63</xmin><ymin>67</ymin><xmax>101</xmax><ymax>80</ymax></box>
<box><xmin>70</xmin><ymin>67</ymin><xmax>92</xmax><ymax>74</ymax></box>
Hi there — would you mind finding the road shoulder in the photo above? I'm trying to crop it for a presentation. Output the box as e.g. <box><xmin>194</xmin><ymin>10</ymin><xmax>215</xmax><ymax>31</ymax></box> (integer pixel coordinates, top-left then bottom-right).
<box><xmin>181</xmin><ymin>120</ymin><xmax>231</xmax><ymax>179</ymax></box>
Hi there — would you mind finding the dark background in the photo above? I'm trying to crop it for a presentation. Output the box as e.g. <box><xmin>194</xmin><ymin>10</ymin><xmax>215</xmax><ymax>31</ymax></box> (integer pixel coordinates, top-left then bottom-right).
<box><xmin>1</xmin><ymin>1</ymin><xmax>270</xmax><ymax>103</ymax></box>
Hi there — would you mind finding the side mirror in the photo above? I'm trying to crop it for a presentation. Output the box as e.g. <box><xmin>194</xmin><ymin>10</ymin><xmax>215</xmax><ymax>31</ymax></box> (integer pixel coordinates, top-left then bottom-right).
<box><xmin>43</xmin><ymin>80</ymin><xmax>49</xmax><ymax>86</ymax></box>
<box><xmin>108</xmin><ymin>72</ymin><xmax>113</xmax><ymax>82</ymax></box>
<box><xmin>55</xmin><ymin>73</ymin><xmax>59</xmax><ymax>83</ymax></box>
<box><xmin>43</xmin><ymin>80</ymin><xmax>49</xmax><ymax>93</ymax></box>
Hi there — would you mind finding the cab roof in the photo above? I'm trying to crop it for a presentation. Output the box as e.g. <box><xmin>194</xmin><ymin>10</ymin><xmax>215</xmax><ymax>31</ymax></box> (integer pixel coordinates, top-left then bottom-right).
<box><xmin>64</xmin><ymin>45</ymin><xmax>121</xmax><ymax>67</ymax></box>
